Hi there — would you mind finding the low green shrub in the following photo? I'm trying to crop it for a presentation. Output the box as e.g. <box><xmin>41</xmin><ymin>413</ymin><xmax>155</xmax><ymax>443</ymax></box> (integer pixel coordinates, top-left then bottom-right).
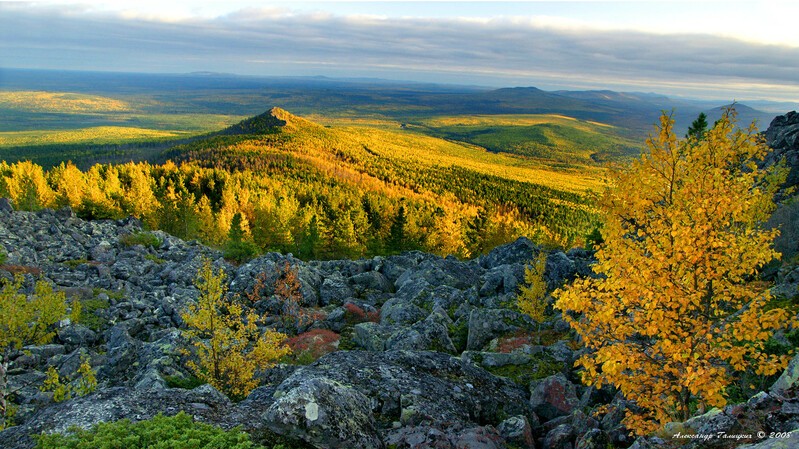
<box><xmin>35</xmin><ymin>412</ymin><xmax>267</xmax><ymax>449</ymax></box>
<box><xmin>76</xmin><ymin>297</ymin><xmax>111</xmax><ymax>332</ymax></box>
<box><xmin>120</xmin><ymin>231</ymin><xmax>162</xmax><ymax>249</ymax></box>
<box><xmin>164</xmin><ymin>374</ymin><xmax>206</xmax><ymax>390</ymax></box>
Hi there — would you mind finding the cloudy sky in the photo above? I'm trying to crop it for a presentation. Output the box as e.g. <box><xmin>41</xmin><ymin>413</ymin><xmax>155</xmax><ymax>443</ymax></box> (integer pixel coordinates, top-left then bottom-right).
<box><xmin>1</xmin><ymin>1</ymin><xmax>798</xmax><ymax>101</ymax></box>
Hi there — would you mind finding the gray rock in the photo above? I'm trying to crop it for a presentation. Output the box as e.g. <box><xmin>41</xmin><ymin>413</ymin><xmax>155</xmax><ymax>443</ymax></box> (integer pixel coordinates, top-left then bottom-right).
<box><xmin>100</xmin><ymin>323</ymin><xmax>142</xmax><ymax>383</ymax></box>
<box><xmin>23</xmin><ymin>344</ymin><xmax>66</xmax><ymax>362</ymax></box>
<box><xmin>479</xmin><ymin>237</ymin><xmax>537</xmax><ymax>269</ymax></box>
<box><xmin>530</xmin><ymin>373</ymin><xmax>579</xmax><ymax>421</ymax></box>
<box><xmin>450</xmin><ymin>426</ymin><xmax>505</xmax><ymax>449</ymax></box>
<box><xmin>467</xmin><ymin>308</ymin><xmax>531</xmax><ymax>351</ymax></box>
<box><xmin>264</xmin><ymin>377</ymin><xmax>384</xmax><ymax>449</ymax></box>
<box><xmin>319</xmin><ymin>275</ymin><xmax>354</xmax><ymax>306</ymax></box>
<box><xmin>382</xmin><ymin>425</ymin><xmax>453</xmax><ymax>448</ymax></box>
<box><xmin>385</xmin><ymin>311</ymin><xmax>456</xmax><ymax>353</ymax></box>
<box><xmin>57</xmin><ymin>324</ymin><xmax>98</xmax><ymax>347</ymax></box>
<box><xmin>682</xmin><ymin>407</ymin><xmax>737</xmax><ymax>439</ymax></box>
<box><xmin>350</xmin><ymin>271</ymin><xmax>393</xmax><ymax>293</ymax></box>
<box><xmin>264</xmin><ymin>350</ymin><xmax>532</xmax><ymax>431</ymax></box>
<box><xmin>497</xmin><ymin>415</ymin><xmax>535</xmax><ymax>448</ymax></box>
<box><xmin>545</xmin><ymin>340</ymin><xmax>574</xmax><ymax>364</ymax></box>
<box><xmin>543</xmin><ymin>423</ymin><xmax>574</xmax><ymax>449</ymax></box>
<box><xmin>380</xmin><ymin>296</ymin><xmax>427</xmax><ymax>326</ymax></box>
<box><xmin>772</xmin><ymin>352</ymin><xmax>799</xmax><ymax>396</ymax></box>
<box><xmin>764</xmin><ymin>111</ymin><xmax>799</xmax><ymax>192</ymax></box>
<box><xmin>353</xmin><ymin>322</ymin><xmax>390</xmax><ymax>351</ymax></box>
<box><xmin>90</xmin><ymin>241</ymin><xmax>116</xmax><ymax>263</ymax></box>
<box><xmin>545</xmin><ymin>251</ymin><xmax>576</xmax><ymax>290</ymax></box>
<box><xmin>575</xmin><ymin>428</ymin><xmax>610</xmax><ymax>449</ymax></box>
<box><xmin>0</xmin><ymin>198</ymin><xmax>13</xmax><ymax>212</ymax></box>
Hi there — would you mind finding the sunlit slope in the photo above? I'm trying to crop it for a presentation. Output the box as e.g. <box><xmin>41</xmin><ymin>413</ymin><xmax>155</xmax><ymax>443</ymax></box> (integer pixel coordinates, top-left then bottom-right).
<box><xmin>411</xmin><ymin>114</ymin><xmax>642</xmax><ymax>164</ymax></box>
<box><xmin>168</xmin><ymin>107</ymin><xmax>605</xmax><ymax>194</ymax></box>
<box><xmin>164</xmin><ymin>108</ymin><xmax>602</xmax><ymax>247</ymax></box>
<box><xmin>0</xmin><ymin>91</ymin><xmax>132</xmax><ymax>113</ymax></box>
<box><xmin>0</xmin><ymin>90</ymin><xmax>244</xmax><ymax>133</ymax></box>
<box><xmin>0</xmin><ymin>127</ymin><xmax>183</xmax><ymax>147</ymax></box>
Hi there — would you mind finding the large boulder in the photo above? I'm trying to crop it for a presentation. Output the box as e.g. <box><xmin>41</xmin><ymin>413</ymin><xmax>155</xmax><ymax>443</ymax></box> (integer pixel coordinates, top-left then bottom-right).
<box><xmin>529</xmin><ymin>373</ymin><xmax>580</xmax><ymax>421</ymax></box>
<box><xmin>467</xmin><ymin>308</ymin><xmax>532</xmax><ymax>351</ymax></box>
<box><xmin>479</xmin><ymin>237</ymin><xmax>537</xmax><ymax>270</ymax></box>
<box><xmin>319</xmin><ymin>275</ymin><xmax>354</xmax><ymax>306</ymax></box>
<box><xmin>251</xmin><ymin>350</ymin><xmax>532</xmax><ymax>440</ymax></box>
<box><xmin>385</xmin><ymin>310</ymin><xmax>456</xmax><ymax>353</ymax></box>
<box><xmin>264</xmin><ymin>377</ymin><xmax>383</xmax><ymax>449</ymax></box>
<box><xmin>497</xmin><ymin>415</ymin><xmax>536</xmax><ymax>449</ymax></box>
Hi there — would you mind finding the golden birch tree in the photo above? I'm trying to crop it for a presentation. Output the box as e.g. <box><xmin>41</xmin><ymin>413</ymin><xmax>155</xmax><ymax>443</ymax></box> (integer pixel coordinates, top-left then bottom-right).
<box><xmin>554</xmin><ymin>109</ymin><xmax>795</xmax><ymax>434</ymax></box>
<box><xmin>182</xmin><ymin>259</ymin><xmax>290</xmax><ymax>400</ymax></box>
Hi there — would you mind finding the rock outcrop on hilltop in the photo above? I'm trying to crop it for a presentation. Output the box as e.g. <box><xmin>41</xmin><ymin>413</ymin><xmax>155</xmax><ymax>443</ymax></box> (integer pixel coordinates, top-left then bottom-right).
<box><xmin>0</xmin><ymin>191</ymin><xmax>797</xmax><ymax>448</ymax></box>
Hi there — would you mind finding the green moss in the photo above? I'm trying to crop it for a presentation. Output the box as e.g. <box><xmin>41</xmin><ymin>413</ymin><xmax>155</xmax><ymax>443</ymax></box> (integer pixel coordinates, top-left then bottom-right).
<box><xmin>337</xmin><ymin>325</ymin><xmax>357</xmax><ymax>350</ymax></box>
<box><xmin>35</xmin><ymin>412</ymin><xmax>270</xmax><ymax>449</ymax></box>
<box><xmin>76</xmin><ymin>297</ymin><xmax>111</xmax><ymax>332</ymax></box>
<box><xmin>164</xmin><ymin>374</ymin><xmax>206</xmax><ymax>390</ymax></box>
<box><xmin>483</xmin><ymin>355</ymin><xmax>564</xmax><ymax>386</ymax></box>
<box><xmin>145</xmin><ymin>253</ymin><xmax>165</xmax><ymax>264</ymax></box>
<box><xmin>63</xmin><ymin>258</ymin><xmax>89</xmax><ymax>268</ymax></box>
<box><xmin>447</xmin><ymin>320</ymin><xmax>469</xmax><ymax>354</ymax></box>
<box><xmin>91</xmin><ymin>288</ymin><xmax>124</xmax><ymax>301</ymax></box>
<box><xmin>120</xmin><ymin>231</ymin><xmax>162</xmax><ymax>249</ymax></box>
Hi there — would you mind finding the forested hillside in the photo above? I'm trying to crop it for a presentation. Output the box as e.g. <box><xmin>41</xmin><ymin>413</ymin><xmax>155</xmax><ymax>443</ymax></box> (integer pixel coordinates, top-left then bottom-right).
<box><xmin>0</xmin><ymin>108</ymin><xmax>600</xmax><ymax>260</ymax></box>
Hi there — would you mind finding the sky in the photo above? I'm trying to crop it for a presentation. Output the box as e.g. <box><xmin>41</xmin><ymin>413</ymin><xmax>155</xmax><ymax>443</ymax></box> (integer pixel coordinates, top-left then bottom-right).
<box><xmin>1</xmin><ymin>1</ymin><xmax>798</xmax><ymax>102</ymax></box>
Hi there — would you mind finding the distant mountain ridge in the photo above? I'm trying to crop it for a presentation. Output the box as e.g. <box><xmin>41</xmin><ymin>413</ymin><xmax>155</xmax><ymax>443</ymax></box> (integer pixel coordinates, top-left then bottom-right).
<box><xmin>0</xmin><ymin>68</ymin><xmax>781</xmax><ymax>139</ymax></box>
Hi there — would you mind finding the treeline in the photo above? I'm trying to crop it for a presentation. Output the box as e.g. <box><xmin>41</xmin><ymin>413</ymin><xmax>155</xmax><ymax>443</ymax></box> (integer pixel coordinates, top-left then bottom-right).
<box><xmin>0</xmin><ymin>158</ymin><xmax>593</xmax><ymax>260</ymax></box>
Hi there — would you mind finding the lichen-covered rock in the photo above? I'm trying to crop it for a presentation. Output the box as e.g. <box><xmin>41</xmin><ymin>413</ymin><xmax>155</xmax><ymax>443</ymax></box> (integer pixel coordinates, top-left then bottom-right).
<box><xmin>575</xmin><ymin>428</ymin><xmax>610</xmax><ymax>449</ymax></box>
<box><xmin>497</xmin><ymin>415</ymin><xmax>535</xmax><ymax>448</ymax></box>
<box><xmin>467</xmin><ymin>308</ymin><xmax>531</xmax><ymax>351</ymax></box>
<box><xmin>57</xmin><ymin>323</ymin><xmax>98</xmax><ymax>348</ymax></box>
<box><xmin>262</xmin><ymin>350</ymin><xmax>532</xmax><ymax>433</ymax></box>
<box><xmin>264</xmin><ymin>377</ymin><xmax>383</xmax><ymax>449</ymax></box>
<box><xmin>380</xmin><ymin>296</ymin><xmax>427</xmax><ymax>326</ymax></box>
<box><xmin>479</xmin><ymin>237</ymin><xmax>537</xmax><ymax>270</ymax></box>
<box><xmin>529</xmin><ymin>373</ymin><xmax>579</xmax><ymax>421</ymax></box>
<box><xmin>772</xmin><ymin>352</ymin><xmax>799</xmax><ymax>396</ymax></box>
<box><xmin>386</xmin><ymin>310</ymin><xmax>456</xmax><ymax>353</ymax></box>
<box><xmin>542</xmin><ymin>423</ymin><xmax>574</xmax><ymax>449</ymax></box>
<box><xmin>319</xmin><ymin>275</ymin><xmax>354</xmax><ymax>306</ymax></box>
<box><xmin>353</xmin><ymin>321</ymin><xmax>391</xmax><ymax>351</ymax></box>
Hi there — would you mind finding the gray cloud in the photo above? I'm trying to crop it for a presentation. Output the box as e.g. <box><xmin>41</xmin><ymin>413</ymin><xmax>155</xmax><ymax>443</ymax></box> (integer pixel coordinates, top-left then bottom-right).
<box><xmin>1</xmin><ymin>4</ymin><xmax>798</xmax><ymax>100</ymax></box>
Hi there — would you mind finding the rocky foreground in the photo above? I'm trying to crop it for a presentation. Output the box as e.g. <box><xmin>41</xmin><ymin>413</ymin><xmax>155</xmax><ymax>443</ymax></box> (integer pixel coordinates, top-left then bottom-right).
<box><xmin>0</xmin><ymin>199</ymin><xmax>798</xmax><ymax>449</ymax></box>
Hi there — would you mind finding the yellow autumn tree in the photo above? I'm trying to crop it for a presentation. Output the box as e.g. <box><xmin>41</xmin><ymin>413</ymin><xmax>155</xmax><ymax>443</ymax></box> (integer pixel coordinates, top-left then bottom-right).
<box><xmin>1</xmin><ymin>276</ymin><xmax>67</xmax><ymax>428</ymax></box>
<box><xmin>554</xmin><ymin>109</ymin><xmax>795</xmax><ymax>435</ymax></box>
<box><xmin>181</xmin><ymin>258</ymin><xmax>290</xmax><ymax>400</ymax></box>
<box><xmin>517</xmin><ymin>252</ymin><xmax>548</xmax><ymax>343</ymax></box>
